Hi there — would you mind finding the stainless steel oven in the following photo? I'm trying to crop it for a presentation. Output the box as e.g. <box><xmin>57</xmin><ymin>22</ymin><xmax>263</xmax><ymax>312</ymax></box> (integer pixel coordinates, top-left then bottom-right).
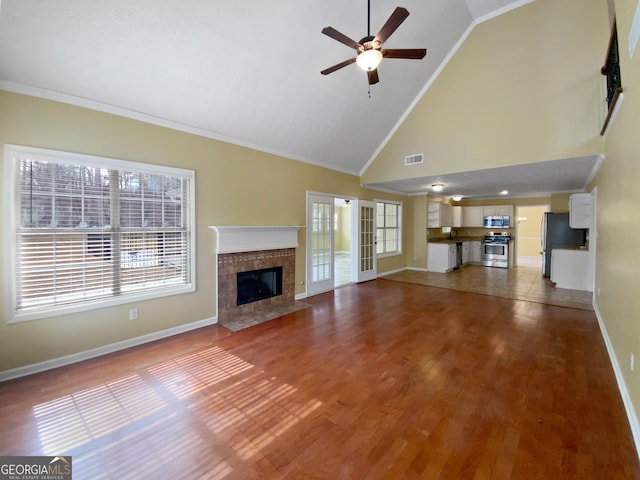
<box><xmin>482</xmin><ymin>233</ymin><xmax>510</xmax><ymax>268</ymax></box>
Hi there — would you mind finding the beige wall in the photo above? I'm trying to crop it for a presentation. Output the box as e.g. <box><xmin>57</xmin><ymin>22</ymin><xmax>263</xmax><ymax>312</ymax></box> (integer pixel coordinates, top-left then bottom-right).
<box><xmin>550</xmin><ymin>193</ymin><xmax>572</xmax><ymax>213</ymax></box>
<box><xmin>0</xmin><ymin>91</ymin><xmax>404</xmax><ymax>372</ymax></box>
<box><xmin>361</xmin><ymin>0</ymin><xmax>607</xmax><ymax>185</ymax></box>
<box><xmin>335</xmin><ymin>205</ymin><xmax>352</xmax><ymax>252</ymax></box>
<box><xmin>405</xmin><ymin>195</ymin><xmax>427</xmax><ymax>270</ymax></box>
<box><xmin>516</xmin><ymin>205</ymin><xmax>548</xmax><ymax>257</ymax></box>
<box><xmin>593</xmin><ymin>0</ymin><xmax>640</xmax><ymax>438</ymax></box>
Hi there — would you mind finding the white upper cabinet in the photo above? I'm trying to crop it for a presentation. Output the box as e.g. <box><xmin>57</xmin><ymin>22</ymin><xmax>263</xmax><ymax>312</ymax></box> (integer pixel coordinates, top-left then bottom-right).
<box><xmin>569</xmin><ymin>193</ymin><xmax>592</xmax><ymax>228</ymax></box>
<box><xmin>463</xmin><ymin>206</ymin><xmax>483</xmax><ymax>227</ymax></box>
<box><xmin>483</xmin><ymin>205</ymin><xmax>514</xmax><ymax>217</ymax></box>
<box><xmin>428</xmin><ymin>202</ymin><xmax>453</xmax><ymax>228</ymax></box>
<box><xmin>452</xmin><ymin>206</ymin><xmax>463</xmax><ymax>228</ymax></box>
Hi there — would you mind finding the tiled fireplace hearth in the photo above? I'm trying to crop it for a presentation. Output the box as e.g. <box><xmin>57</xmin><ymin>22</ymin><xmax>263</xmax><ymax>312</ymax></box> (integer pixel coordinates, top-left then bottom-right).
<box><xmin>209</xmin><ymin>226</ymin><xmax>305</xmax><ymax>329</ymax></box>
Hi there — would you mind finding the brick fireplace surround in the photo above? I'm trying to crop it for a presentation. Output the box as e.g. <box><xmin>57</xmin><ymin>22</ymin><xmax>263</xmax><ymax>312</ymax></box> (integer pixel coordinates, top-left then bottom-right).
<box><xmin>217</xmin><ymin>248</ymin><xmax>295</xmax><ymax>321</ymax></box>
<box><xmin>209</xmin><ymin>226</ymin><xmax>304</xmax><ymax>328</ymax></box>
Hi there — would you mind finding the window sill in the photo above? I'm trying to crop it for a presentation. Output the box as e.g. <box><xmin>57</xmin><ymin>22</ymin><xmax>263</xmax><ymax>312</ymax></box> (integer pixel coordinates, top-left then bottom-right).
<box><xmin>8</xmin><ymin>283</ymin><xmax>195</xmax><ymax>324</ymax></box>
<box><xmin>601</xmin><ymin>88</ymin><xmax>623</xmax><ymax>135</ymax></box>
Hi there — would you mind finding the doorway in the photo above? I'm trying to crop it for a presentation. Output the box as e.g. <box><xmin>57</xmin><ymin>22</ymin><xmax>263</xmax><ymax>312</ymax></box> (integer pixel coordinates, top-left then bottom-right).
<box><xmin>306</xmin><ymin>193</ymin><xmax>376</xmax><ymax>297</ymax></box>
<box><xmin>515</xmin><ymin>205</ymin><xmax>550</xmax><ymax>268</ymax></box>
<box><xmin>334</xmin><ymin>198</ymin><xmax>353</xmax><ymax>287</ymax></box>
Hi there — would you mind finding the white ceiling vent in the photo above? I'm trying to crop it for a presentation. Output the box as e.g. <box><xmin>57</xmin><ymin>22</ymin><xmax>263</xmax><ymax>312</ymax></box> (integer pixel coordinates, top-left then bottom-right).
<box><xmin>405</xmin><ymin>153</ymin><xmax>424</xmax><ymax>166</ymax></box>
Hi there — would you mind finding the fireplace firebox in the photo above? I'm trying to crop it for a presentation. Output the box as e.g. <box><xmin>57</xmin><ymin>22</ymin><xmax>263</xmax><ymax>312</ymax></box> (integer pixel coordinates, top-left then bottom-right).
<box><xmin>237</xmin><ymin>266</ymin><xmax>283</xmax><ymax>306</ymax></box>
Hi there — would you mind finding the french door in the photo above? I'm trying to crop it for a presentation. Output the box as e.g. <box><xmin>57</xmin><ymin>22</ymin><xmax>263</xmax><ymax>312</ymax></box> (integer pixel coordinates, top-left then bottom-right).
<box><xmin>357</xmin><ymin>200</ymin><xmax>377</xmax><ymax>283</ymax></box>
<box><xmin>307</xmin><ymin>194</ymin><xmax>335</xmax><ymax>296</ymax></box>
<box><xmin>306</xmin><ymin>194</ymin><xmax>377</xmax><ymax>297</ymax></box>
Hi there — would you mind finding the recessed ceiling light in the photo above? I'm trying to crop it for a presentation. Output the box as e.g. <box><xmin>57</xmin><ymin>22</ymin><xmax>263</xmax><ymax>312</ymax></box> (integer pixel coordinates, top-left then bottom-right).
<box><xmin>451</xmin><ymin>195</ymin><xmax>463</xmax><ymax>201</ymax></box>
<box><xmin>500</xmin><ymin>190</ymin><xmax>509</xmax><ymax>195</ymax></box>
<box><xmin>431</xmin><ymin>184</ymin><xmax>444</xmax><ymax>192</ymax></box>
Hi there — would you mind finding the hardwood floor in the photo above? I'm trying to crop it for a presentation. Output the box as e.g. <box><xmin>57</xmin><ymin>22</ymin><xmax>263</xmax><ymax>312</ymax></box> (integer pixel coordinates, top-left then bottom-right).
<box><xmin>1</xmin><ymin>279</ymin><xmax>638</xmax><ymax>479</ymax></box>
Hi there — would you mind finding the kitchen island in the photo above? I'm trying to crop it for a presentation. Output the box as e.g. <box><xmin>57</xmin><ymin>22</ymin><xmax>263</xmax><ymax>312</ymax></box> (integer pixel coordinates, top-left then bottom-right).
<box><xmin>550</xmin><ymin>247</ymin><xmax>592</xmax><ymax>291</ymax></box>
<box><xmin>427</xmin><ymin>237</ymin><xmax>483</xmax><ymax>273</ymax></box>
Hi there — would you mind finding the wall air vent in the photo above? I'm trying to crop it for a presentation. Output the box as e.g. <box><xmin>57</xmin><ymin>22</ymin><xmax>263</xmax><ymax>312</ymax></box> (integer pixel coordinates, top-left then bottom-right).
<box><xmin>405</xmin><ymin>153</ymin><xmax>424</xmax><ymax>166</ymax></box>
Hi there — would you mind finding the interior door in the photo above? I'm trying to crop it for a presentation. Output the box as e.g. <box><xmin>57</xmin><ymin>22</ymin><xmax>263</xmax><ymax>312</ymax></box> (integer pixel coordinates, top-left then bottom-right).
<box><xmin>357</xmin><ymin>200</ymin><xmax>377</xmax><ymax>282</ymax></box>
<box><xmin>307</xmin><ymin>194</ymin><xmax>334</xmax><ymax>296</ymax></box>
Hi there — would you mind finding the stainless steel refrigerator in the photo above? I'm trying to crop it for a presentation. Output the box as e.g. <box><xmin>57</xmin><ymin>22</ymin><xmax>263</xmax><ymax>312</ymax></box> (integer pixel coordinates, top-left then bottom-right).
<box><xmin>541</xmin><ymin>212</ymin><xmax>587</xmax><ymax>277</ymax></box>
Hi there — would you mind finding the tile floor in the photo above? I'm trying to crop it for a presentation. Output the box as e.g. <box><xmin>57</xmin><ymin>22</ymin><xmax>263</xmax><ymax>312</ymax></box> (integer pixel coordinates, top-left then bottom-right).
<box><xmin>382</xmin><ymin>264</ymin><xmax>593</xmax><ymax>310</ymax></box>
<box><xmin>334</xmin><ymin>251</ymin><xmax>353</xmax><ymax>287</ymax></box>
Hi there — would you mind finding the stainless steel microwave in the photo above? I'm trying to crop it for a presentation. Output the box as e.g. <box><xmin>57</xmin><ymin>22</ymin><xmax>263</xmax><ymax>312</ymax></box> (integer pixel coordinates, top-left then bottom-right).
<box><xmin>483</xmin><ymin>215</ymin><xmax>510</xmax><ymax>228</ymax></box>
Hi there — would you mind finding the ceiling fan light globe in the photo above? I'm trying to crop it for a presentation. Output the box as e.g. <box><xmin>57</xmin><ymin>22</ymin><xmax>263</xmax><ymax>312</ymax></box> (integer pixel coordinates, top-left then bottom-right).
<box><xmin>356</xmin><ymin>49</ymin><xmax>382</xmax><ymax>71</ymax></box>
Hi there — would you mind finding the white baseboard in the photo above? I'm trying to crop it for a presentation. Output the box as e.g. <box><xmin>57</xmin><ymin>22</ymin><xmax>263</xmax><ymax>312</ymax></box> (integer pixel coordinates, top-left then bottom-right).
<box><xmin>0</xmin><ymin>316</ymin><xmax>218</xmax><ymax>382</ymax></box>
<box><xmin>378</xmin><ymin>267</ymin><xmax>427</xmax><ymax>276</ymax></box>
<box><xmin>378</xmin><ymin>267</ymin><xmax>407</xmax><ymax>276</ymax></box>
<box><xmin>295</xmin><ymin>292</ymin><xmax>307</xmax><ymax>300</ymax></box>
<box><xmin>517</xmin><ymin>256</ymin><xmax>542</xmax><ymax>268</ymax></box>
<box><xmin>593</xmin><ymin>301</ymin><xmax>640</xmax><ymax>459</ymax></box>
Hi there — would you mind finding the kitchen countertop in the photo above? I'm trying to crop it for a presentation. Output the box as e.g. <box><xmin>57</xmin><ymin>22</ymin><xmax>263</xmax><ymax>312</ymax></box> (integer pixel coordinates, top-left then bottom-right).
<box><xmin>428</xmin><ymin>236</ymin><xmax>485</xmax><ymax>244</ymax></box>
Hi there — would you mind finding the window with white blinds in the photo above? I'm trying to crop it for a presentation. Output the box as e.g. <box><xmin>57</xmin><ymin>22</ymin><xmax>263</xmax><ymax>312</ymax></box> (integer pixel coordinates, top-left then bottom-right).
<box><xmin>4</xmin><ymin>145</ymin><xmax>195</xmax><ymax>322</ymax></box>
<box><xmin>376</xmin><ymin>201</ymin><xmax>402</xmax><ymax>256</ymax></box>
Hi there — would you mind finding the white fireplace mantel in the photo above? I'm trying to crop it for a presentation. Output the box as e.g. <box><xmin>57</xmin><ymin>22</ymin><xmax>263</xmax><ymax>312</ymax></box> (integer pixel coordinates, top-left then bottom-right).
<box><xmin>209</xmin><ymin>226</ymin><xmax>304</xmax><ymax>254</ymax></box>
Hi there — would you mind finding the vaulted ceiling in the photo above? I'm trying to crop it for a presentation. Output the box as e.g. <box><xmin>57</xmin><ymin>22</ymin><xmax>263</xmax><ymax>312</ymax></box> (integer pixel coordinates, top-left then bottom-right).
<box><xmin>0</xmin><ymin>1</ymin><xmax>530</xmax><ymax>175</ymax></box>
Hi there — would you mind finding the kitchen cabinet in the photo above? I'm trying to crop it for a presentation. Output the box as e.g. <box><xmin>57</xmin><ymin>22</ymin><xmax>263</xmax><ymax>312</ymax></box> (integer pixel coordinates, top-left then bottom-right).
<box><xmin>471</xmin><ymin>241</ymin><xmax>482</xmax><ymax>263</ymax></box>
<box><xmin>427</xmin><ymin>203</ymin><xmax>439</xmax><ymax>228</ymax></box>
<box><xmin>448</xmin><ymin>244</ymin><xmax>457</xmax><ymax>270</ymax></box>
<box><xmin>427</xmin><ymin>242</ymin><xmax>456</xmax><ymax>272</ymax></box>
<box><xmin>462</xmin><ymin>241</ymin><xmax>470</xmax><ymax>264</ymax></box>
<box><xmin>428</xmin><ymin>202</ymin><xmax>452</xmax><ymax>228</ymax></box>
<box><xmin>569</xmin><ymin>193</ymin><xmax>592</xmax><ymax>228</ymax></box>
<box><xmin>483</xmin><ymin>205</ymin><xmax>514</xmax><ymax>218</ymax></box>
<box><xmin>452</xmin><ymin>206</ymin><xmax>463</xmax><ymax>228</ymax></box>
<box><xmin>463</xmin><ymin>206</ymin><xmax>483</xmax><ymax>227</ymax></box>
<box><xmin>550</xmin><ymin>248</ymin><xmax>592</xmax><ymax>291</ymax></box>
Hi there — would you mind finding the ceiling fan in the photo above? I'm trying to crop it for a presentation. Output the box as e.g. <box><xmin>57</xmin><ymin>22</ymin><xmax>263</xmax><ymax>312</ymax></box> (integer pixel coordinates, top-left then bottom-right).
<box><xmin>320</xmin><ymin>1</ymin><xmax>427</xmax><ymax>85</ymax></box>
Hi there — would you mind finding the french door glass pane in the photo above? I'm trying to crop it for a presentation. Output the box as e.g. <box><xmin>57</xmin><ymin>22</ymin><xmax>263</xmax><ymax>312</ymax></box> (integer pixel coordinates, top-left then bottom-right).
<box><xmin>360</xmin><ymin>205</ymin><xmax>374</xmax><ymax>271</ymax></box>
<box><xmin>312</xmin><ymin>202</ymin><xmax>331</xmax><ymax>282</ymax></box>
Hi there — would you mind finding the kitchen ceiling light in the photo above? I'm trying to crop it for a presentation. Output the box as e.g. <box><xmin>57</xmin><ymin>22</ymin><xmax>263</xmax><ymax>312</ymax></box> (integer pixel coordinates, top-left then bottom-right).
<box><xmin>451</xmin><ymin>195</ymin><xmax>463</xmax><ymax>201</ymax></box>
<box><xmin>431</xmin><ymin>184</ymin><xmax>444</xmax><ymax>192</ymax></box>
<box><xmin>500</xmin><ymin>190</ymin><xmax>509</xmax><ymax>195</ymax></box>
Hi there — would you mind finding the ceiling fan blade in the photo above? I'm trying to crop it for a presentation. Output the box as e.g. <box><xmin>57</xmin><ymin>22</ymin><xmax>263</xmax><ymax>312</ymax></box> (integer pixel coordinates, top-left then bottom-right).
<box><xmin>321</xmin><ymin>57</ymin><xmax>357</xmax><ymax>75</ymax></box>
<box><xmin>368</xmin><ymin>69</ymin><xmax>379</xmax><ymax>85</ymax></box>
<box><xmin>373</xmin><ymin>7</ymin><xmax>410</xmax><ymax>46</ymax></box>
<box><xmin>382</xmin><ymin>48</ymin><xmax>427</xmax><ymax>59</ymax></box>
<box><xmin>321</xmin><ymin>27</ymin><xmax>362</xmax><ymax>50</ymax></box>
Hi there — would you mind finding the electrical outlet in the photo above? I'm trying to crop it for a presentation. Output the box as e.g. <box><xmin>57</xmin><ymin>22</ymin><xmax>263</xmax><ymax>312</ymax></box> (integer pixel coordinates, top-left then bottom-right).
<box><xmin>129</xmin><ymin>308</ymin><xmax>138</xmax><ymax>321</ymax></box>
<box><xmin>597</xmin><ymin>288</ymin><xmax>601</xmax><ymax>296</ymax></box>
<box><xmin>631</xmin><ymin>353</ymin><xmax>635</xmax><ymax>372</ymax></box>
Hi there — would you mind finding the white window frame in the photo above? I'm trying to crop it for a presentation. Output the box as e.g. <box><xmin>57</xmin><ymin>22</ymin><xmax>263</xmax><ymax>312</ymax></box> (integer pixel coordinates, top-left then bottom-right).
<box><xmin>375</xmin><ymin>200</ymin><xmax>402</xmax><ymax>258</ymax></box>
<box><xmin>3</xmin><ymin>145</ymin><xmax>196</xmax><ymax>323</ymax></box>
